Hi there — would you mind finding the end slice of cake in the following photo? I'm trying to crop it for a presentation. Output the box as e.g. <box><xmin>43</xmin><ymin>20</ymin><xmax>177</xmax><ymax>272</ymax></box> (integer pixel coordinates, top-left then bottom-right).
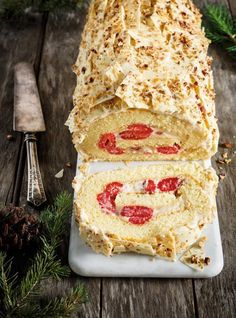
<box><xmin>67</xmin><ymin>0</ymin><xmax>219</xmax><ymax>162</ymax></box>
<box><xmin>73</xmin><ymin>162</ymin><xmax>218</xmax><ymax>260</ymax></box>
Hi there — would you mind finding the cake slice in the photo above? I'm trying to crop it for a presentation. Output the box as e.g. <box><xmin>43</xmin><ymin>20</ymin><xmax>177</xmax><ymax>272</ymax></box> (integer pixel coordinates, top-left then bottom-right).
<box><xmin>67</xmin><ymin>0</ymin><xmax>219</xmax><ymax>161</ymax></box>
<box><xmin>73</xmin><ymin>162</ymin><xmax>218</xmax><ymax>260</ymax></box>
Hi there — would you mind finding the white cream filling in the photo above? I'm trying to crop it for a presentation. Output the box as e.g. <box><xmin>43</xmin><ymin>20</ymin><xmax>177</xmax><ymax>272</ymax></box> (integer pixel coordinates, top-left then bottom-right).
<box><xmin>121</xmin><ymin>179</ymin><xmax>180</xmax><ymax>194</ymax></box>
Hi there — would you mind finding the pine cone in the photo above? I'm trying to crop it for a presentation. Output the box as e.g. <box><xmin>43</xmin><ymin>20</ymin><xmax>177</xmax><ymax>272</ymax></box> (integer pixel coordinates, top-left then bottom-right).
<box><xmin>0</xmin><ymin>205</ymin><xmax>40</xmax><ymax>251</ymax></box>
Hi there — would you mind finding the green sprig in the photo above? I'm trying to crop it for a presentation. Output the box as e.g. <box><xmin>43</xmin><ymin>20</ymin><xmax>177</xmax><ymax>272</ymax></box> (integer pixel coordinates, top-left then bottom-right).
<box><xmin>40</xmin><ymin>192</ymin><xmax>72</xmax><ymax>247</ymax></box>
<box><xmin>0</xmin><ymin>254</ymin><xmax>18</xmax><ymax>312</ymax></box>
<box><xmin>38</xmin><ymin>284</ymin><xmax>88</xmax><ymax>318</ymax></box>
<box><xmin>203</xmin><ymin>4</ymin><xmax>236</xmax><ymax>58</ymax></box>
<box><xmin>0</xmin><ymin>192</ymin><xmax>87</xmax><ymax>318</ymax></box>
<box><xmin>0</xmin><ymin>0</ymin><xmax>86</xmax><ymax>18</ymax></box>
<box><xmin>17</xmin><ymin>239</ymin><xmax>70</xmax><ymax>308</ymax></box>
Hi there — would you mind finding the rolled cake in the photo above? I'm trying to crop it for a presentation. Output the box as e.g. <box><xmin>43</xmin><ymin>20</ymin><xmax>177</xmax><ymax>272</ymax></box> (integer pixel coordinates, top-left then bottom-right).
<box><xmin>73</xmin><ymin>162</ymin><xmax>218</xmax><ymax>259</ymax></box>
<box><xmin>67</xmin><ymin>0</ymin><xmax>219</xmax><ymax>161</ymax></box>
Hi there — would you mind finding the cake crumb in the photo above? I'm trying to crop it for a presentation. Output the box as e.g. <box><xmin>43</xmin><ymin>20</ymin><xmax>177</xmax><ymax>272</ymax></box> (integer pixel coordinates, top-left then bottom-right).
<box><xmin>55</xmin><ymin>169</ymin><xmax>64</xmax><ymax>178</ymax></box>
<box><xmin>180</xmin><ymin>236</ymin><xmax>209</xmax><ymax>271</ymax></box>
<box><xmin>220</xmin><ymin>142</ymin><xmax>232</xmax><ymax>149</ymax></box>
<box><xmin>80</xmin><ymin>163</ymin><xmax>90</xmax><ymax>174</ymax></box>
<box><xmin>65</xmin><ymin>162</ymin><xmax>72</xmax><ymax>168</ymax></box>
<box><xmin>225</xmin><ymin>159</ymin><xmax>231</xmax><ymax>164</ymax></box>
<box><xmin>218</xmin><ymin>173</ymin><xmax>226</xmax><ymax>180</ymax></box>
<box><xmin>6</xmin><ymin>134</ymin><xmax>15</xmax><ymax>141</ymax></box>
<box><xmin>204</xmin><ymin>257</ymin><xmax>211</xmax><ymax>265</ymax></box>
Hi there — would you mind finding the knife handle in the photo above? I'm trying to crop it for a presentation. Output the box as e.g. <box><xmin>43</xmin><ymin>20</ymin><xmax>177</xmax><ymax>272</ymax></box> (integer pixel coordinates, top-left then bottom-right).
<box><xmin>25</xmin><ymin>133</ymin><xmax>47</xmax><ymax>207</ymax></box>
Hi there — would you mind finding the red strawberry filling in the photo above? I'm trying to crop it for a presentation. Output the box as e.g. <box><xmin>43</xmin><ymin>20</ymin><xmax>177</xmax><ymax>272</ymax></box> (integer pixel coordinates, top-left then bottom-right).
<box><xmin>120</xmin><ymin>206</ymin><xmax>153</xmax><ymax>225</ymax></box>
<box><xmin>98</xmin><ymin>124</ymin><xmax>182</xmax><ymax>155</ymax></box>
<box><xmin>97</xmin><ymin>182</ymin><xmax>123</xmax><ymax>214</ymax></box>
<box><xmin>157</xmin><ymin>177</ymin><xmax>181</xmax><ymax>192</ymax></box>
<box><xmin>97</xmin><ymin>177</ymin><xmax>182</xmax><ymax>225</ymax></box>
<box><xmin>98</xmin><ymin>133</ymin><xmax>124</xmax><ymax>154</ymax></box>
<box><xmin>119</xmin><ymin>124</ymin><xmax>153</xmax><ymax>140</ymax></box>
<box><xmin>97</xmin><ymin>191</ymin><xmax>116</xmax><ymax>214</ymax></box>
<box><xmin>143</xmin><ymin>179</ymin><xmax>156</xmax><ymax>194</ymax></box>
<box><xmin>105</xmin><ymin>182</ymin><xmax>123</xmax><ymax>198</ymax></box>
<box><xmin>156</xmin><ymin>143</ymin><xmax>181</xmax><ymax>154</ymax></box>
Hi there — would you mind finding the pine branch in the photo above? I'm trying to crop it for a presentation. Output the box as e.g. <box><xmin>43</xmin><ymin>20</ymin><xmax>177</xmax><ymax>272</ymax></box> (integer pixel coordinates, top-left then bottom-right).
<box><xmin>10</xmin><ymin>303</ymin><xmax>42</xmax><ymax>318</ymax></box>
<box><xmin>204</xmin><ymin>4</ymin><xmax>235</xmax><ymax>35</ymax></box>
<box><xmin>16</xmin><ymin>238</ymin><xmax>69</xmax><ymax>310</ymax></box>
<box><xmin>202</xmin><ymin>4</ymin><xmax>236</xmax><ymax>58</ymax></box>
<box><xmin>0</xmin><ymin>253</ymin><xmax>17</xmax><ymax>311</ymax></box>
<box><xmin>17</xmin><ymin>248</ymin><xmax>51</xmax><ymax>306</ymax></box>
<box><xmin>0</xmin><ymin>0</ymin><xmax>87</xmax><ymax>19</ymax></box>
<box><xmin>38</xmin><ymin>284</ymin><xmax>88</xmax><ymax>317</ymax></box>
<box><xmin>0</xmin><ymin>0</ymin><xmax>32</xmax><ymax>18</ymax></box>
<box><xmin>37</xmin><ymin>0</ymin><xmax>85</xmax><ymax>12</ymax></box>
<box><xmin>9</xmin><ymin>283</ymin><xmax>88</xmax><ymax>318</ymax></box>
<box><xmin>204</xmin><ymin>28</ymin><xmax>228</xmax><ymax>43</ymax></box>
<box><xmin>40</xmin><ymin>192</ymin><xmax>72</xmax><ymax>248</ymax></box>
<box><xmin>227</xmin><ymin>45</ymin><xmax>236</xmax><ymax>53</ymax></box>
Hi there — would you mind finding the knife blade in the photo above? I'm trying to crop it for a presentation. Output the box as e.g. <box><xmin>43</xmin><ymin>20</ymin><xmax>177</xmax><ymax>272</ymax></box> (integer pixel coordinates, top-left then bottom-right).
<box><xmin>14</xmin><ymin>62</ymin><xmax>46</xmax><ymax>132</ymax></box>
<box><xmin>14</xmin><ymin>62</ymin><xmax>47</xmax><ymax>207</ymax></box>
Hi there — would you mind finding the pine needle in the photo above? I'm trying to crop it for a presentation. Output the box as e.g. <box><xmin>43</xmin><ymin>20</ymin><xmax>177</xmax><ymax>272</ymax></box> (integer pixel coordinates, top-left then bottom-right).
<box><xmin>0</xmin><ymin>253</ymin><xmax>17</xmax><ymax>311</ymax></box>
<box><xmin>204</xmin><ymin>4</ymin><xmax>235</xmax><ymax>35</ymax></box>
<box><xmin>40</xmin><ymin>192</ymin><xmax>72</xmax><ymax>248</ymax></box>
<box><xmin>0</xmin><ymin>0</ymin><xmax>32</xmax><ymax>18</ymax></box>
<box><xmin>203</xmin><ymin>4</ymin><xmax>236</xmax><ymax>58</ymax></box>
<box><xmin>0</xmin><ymin>0</ymin><xmax>87</xmax><ymax>18</ymax></box>
<box><xmin>11</xmin><ymin>304</ymin><xmax>42</xmax><ymax>318</ymax></box>
<box><xmin>18</xmin><ymin>242</ymin><xmax>57</xmax><ymax>306</ymax></box>
<box><xmin>227</xmin><ymin>45</ymin><xmax>236</xmax><ymax>52</ymax></box>
<box><xmin>39</xmin><ymin>284</ymin><xmax>88</xmax><ymax>317</ymax></box>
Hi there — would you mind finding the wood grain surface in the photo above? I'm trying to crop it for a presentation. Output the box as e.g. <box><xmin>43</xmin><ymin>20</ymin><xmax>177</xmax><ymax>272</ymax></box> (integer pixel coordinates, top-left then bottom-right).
<box><xmin>193</xmin><ymin>1</ymin><xmax>236</xmax><ymax>317</ymax></box>
<box><xmin>0</xmin><ymin>1</ymin><xmax>235</xmax><ymax>317</ymax></box>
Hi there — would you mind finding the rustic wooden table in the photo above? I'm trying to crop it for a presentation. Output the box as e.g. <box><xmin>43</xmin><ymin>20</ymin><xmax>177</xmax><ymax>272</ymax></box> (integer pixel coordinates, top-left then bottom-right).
<box><xmin>0</xmin><ymin>0</ymin><xmax>235</xmax><ymax>317</ymax></box>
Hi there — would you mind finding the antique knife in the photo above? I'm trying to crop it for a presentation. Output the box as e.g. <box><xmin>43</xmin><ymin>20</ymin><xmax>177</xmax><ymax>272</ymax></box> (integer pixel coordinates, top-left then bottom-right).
<box><xmin>14</xmin><ymin>62</ymin><xmax>47</xmax><ymax>207</ymax></box>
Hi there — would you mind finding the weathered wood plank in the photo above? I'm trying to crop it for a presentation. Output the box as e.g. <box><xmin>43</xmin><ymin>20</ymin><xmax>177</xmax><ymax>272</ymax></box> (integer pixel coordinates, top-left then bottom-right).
<box><xmin>193</xmin><ymin>1</ymin><xmax>236</xmax><ymax>317</ymax></box>
<box><xmin>77</xmin><ymin>277</ymin><xmax>101</xmax><ymax>318</ymax></box>
<box><xmin>228</xmin><ymin>0</ymin><xmax>236</xmax><ymax>14</ymax></box>
<box><xmin>0</xmin><ymin>14</ymin><xmax>44</xmax><ymax>204</ymax></box>
<box><xmin>18</xmin><ymin>10</ymin><xmax>102</xmax><ymax>318</ymax></box>
<box><xmin>102</xmin><ymin>278</ymin><xmax>195</xmax><ymax>318</ymax></box>
<box><xmin>194</xmin><ymin>44</ymin><xmax>236</xmax><ymax>318</ymax></box>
